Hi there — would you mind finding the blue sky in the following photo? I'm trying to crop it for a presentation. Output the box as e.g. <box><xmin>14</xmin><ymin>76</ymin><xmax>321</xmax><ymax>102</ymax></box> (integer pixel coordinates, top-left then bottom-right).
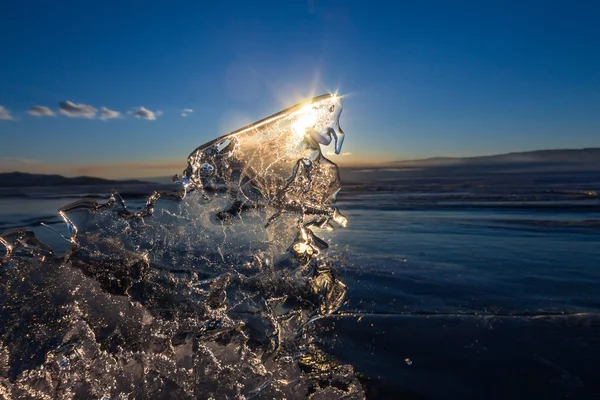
<box><xmin>1</xmin><ymin>0</ymin><xmax>599</xmax><ymax>178</ymax></box>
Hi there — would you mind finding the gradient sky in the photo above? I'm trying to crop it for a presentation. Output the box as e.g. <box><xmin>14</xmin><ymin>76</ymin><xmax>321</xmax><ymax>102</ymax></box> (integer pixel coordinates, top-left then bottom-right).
<box><xmin>1</xmin><ymin>0</ymin><xmax>599</xmax><ymax>178</ymax></box>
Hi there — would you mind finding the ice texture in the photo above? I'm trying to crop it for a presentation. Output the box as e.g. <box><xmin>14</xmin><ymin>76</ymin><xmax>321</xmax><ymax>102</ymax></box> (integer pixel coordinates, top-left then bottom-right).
<box><xmin>0</xmin><ymin>94</ymin><xmax>363</xmax><ymax>399</ymax></box>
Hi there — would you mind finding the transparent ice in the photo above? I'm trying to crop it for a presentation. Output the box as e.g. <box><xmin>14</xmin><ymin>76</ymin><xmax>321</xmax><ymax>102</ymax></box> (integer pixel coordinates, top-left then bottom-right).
<box><xmin>0</xmin><ymin>94</ymin><xmax>364</xmax><ymax>399</ymax></box>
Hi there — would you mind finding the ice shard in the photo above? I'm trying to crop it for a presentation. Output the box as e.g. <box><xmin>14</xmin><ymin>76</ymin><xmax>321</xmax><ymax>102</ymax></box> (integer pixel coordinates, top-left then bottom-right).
<box><xmin>176</xmin><ymin>93</ymin><xmax>347</xmax><ymax>236</ymax></box>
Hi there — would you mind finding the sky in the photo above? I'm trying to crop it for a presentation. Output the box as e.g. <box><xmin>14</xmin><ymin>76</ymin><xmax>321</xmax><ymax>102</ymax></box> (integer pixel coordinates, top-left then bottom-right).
<box><xmin>1</xmin><ymin>0</ymin><xmax>599</xmax><ymax>178</ymax></box>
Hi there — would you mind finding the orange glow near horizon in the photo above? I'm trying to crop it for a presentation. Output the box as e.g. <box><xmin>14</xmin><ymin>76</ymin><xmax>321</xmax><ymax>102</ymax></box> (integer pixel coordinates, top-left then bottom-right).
<box><xmin>0</xmin><ymin>152</ymin><xmax>397</xmax><ymax>180</ymax></box>
<box><xmin>0</xmin><ymin>159</ymin><xmax>185</xmax><ymax>180</ymax></box>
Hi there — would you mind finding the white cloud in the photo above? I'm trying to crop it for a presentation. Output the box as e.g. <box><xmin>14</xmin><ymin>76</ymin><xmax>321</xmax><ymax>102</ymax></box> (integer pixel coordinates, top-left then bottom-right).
<box><xmin>58</xmin><ymin>101</ymin><xmax>97</xmax><ymax>118</ymax></box>
<box><xmin>0</xmin><ymin>157</ymin><xmax>39</xmax><ymax>166</ymax></box>
<box><xmin>181</xmin><ymin>108</ymin><xmax>194</xmax><ymax>117</ymax></box>
<box><xmin>0</xmin><ymin>106</ymin><xmax>13</xmax><ymax>121</ymax></box>
<box><xmin>0</xmin><ymin>157</ymin><xmax>39</xmax><ymax>165</ymax></box>
<box><xmin>326</xmin><ymin>151</ymin><xmax>353</xmax><ymax>156</ymax></box>
<box><xmin>28</xmin><ymin>105</ymin><xmax>55</xmax><ymax>117</ymax></box>
<box><xmin>99</xmin><ymin>107</ymin><xmax>121</xmax><ymax>120</ymax></box>
<box><xmin>131</xmin><ymin>106</ymin><xmax>159</xmax><ymax>120</ymax></box>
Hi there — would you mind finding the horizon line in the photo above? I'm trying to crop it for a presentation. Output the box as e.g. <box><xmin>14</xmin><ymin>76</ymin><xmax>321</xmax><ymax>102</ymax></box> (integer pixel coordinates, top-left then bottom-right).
<box><xmin>2</xmin><ymin>146</ymin><xmax>600</xmax><ymax>180</ymax></box>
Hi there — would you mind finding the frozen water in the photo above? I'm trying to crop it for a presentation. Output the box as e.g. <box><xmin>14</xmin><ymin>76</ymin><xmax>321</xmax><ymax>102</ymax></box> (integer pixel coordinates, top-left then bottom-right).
<box><xmin>0</xmin><ymin>94</ymin><xmax>364</xmax><ymax>399</ymax></box>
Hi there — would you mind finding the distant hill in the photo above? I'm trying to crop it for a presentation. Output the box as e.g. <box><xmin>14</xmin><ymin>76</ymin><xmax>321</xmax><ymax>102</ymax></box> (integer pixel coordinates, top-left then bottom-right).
<box><xmin>341</xmin><ymin>148</ymin><xmax>600</xmax><ymax>181</ymax></box>
<box><xmin>0</xmin><ymin>172</ymin><xmax>153</xmax><ymax>187</ymax></box>
<box><xmin>388</xmin><ymin>147</ymin><xmax>600</xmax><ymax>167</ymax></box>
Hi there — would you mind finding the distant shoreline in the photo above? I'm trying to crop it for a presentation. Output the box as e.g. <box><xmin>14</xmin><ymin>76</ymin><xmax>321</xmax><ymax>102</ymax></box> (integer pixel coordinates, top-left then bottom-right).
<box><xmin>2</xmin><ymin>148</ymin><xmax>600</xmax><ymax>186</ymax></box>
<box><xmin>0</xmin><ymin>172</ymin><xmax>155</xmax><ymax>188</ymax></box>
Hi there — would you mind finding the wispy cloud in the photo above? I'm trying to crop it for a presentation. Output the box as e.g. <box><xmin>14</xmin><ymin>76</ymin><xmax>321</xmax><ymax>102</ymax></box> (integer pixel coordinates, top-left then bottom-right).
<box><xmin>0</xmin><ymin>106</ymin><xmax>14</xmax><ymax>121</ymax></box>
<box><xmin>99</xmin><ymin>107</ymin><xmax>121</xmax><ymax>120</ymax></box>
<box><xmin>59</xmin><ymin>101</ymin><xmax>97</xmax><ymax>118</ymax></box>
<box><xmin>131</xmin><ymin>106</ymin><xmax>159</xmax><ymax>120</ymax></box>
<box><xmin>0</xmin><ymin>157</ymin><xmax>39</xmax><ymax>165</ymax></box>
<box><xmin>326</xmin><ymin>151</ymin><xmax>353</xmax><ymax>156</ymax></box>
<box><xmin>181</xmin><ymin>108</ymin><xmax>194</xmax><ymax>117</ymax></box>
<box><xmin>28</xmin><ymin>105</ymin><xmax>55</xmax><ymax>117</ymax></box>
